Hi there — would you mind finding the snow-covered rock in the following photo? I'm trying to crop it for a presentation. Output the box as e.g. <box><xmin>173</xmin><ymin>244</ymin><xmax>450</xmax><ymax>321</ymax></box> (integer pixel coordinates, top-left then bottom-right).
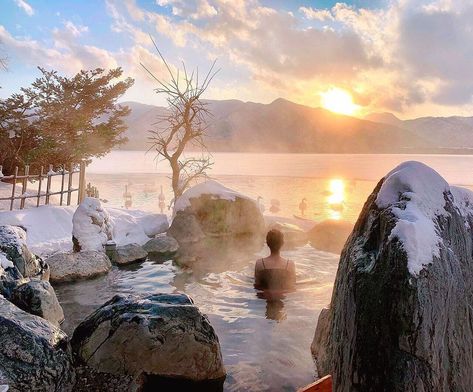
<box><xmin>307</xmin><ymin>219</ymin><xmax>354</xmax><ymax>254</ymax></box>
<box><xmin>71</xmin><ymin>293</ymin><xmax>226</xmax><ymax>388</ymax></box>
<box><xmin>312</xmin><ymin>161</ymin><xmax>473</xmax><ymax>391</ymax></box>
<box><xmin>114</xmin><ymin>244</ymin><xmax>148</xmax><ymax>265</ymax></box>
<box><xmin>45</xmin><ymin>251</ymin><xmax>111</xmax><ymax>283</ymax></box>
<box><xmin>72</xmin><ymin>198</ymin><xmax>112</xmax><ymax>252</ymax></box>
<box><xmin>11</xmin><ymin>280</ymin><xmax>64</xmax><ymax>327</ymax></box>
<box><xmin>0</xmin><ymin>225</ymin><xmax>45</xmax><ymax>278</ymax></box>
<box><xmin>169</xmin><ymin>180</ymin><xmax>265</xmax><ymax>258</ymax></box>
<box><xmin>0</xmin><ymin>296</ymin><xmax>75</xmax><ymax>391</ymax></box>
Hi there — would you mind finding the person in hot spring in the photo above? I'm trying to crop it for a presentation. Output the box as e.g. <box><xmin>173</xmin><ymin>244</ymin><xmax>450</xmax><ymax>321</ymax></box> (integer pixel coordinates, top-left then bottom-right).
<box><xmin>254</xmin><ymin>229</ymin><xmax>296</xmax><ymax>291</ymax></box>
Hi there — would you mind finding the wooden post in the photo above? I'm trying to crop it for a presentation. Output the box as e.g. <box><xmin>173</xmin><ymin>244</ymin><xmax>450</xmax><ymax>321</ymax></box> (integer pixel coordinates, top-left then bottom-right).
<box><xmin>78</xmin><ymin>160</ymin><xmax>86</xmax><ymax>204</ymax></box>
<box><xmin>20</xmin><ymin>165</ymin><xmax>29</xmax><ymax>210</ymax></box>
<box><xmin>36</xmin><ymin>166</ymin><xmax>44</xmax><ymax>207</ymax></box>
<box><xmin>67</xmin><ymin>163</ymin><xmax>73</xmax><ymax>206</ymax></box>
<box><xmin>10</xmin><ymin>167</ymin><xmax>18</xmax><ymax>211</ymax></box>
<box><xmin>60</xmin><ymin>165</ymin><xmax>65</xmax><ymax>206</ymax></box>
<box><xmin>45</xmin><ymin>164</ymin><xmax>53</xmax><ymax>205</ymax></box>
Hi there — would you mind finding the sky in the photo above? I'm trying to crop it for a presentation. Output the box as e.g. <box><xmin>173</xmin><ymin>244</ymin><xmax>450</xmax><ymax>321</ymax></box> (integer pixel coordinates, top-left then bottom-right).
<box><xmin>1</xmin><ymin>0</ymin><xmax>473</xmax><ymax>119</ymax></box>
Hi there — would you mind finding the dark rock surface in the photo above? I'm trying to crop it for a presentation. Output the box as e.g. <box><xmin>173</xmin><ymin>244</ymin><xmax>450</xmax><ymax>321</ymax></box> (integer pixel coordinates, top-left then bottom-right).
<box><xmin>11</xmin><ymin>280</ymin><xmax>64</xmax><ymax>327</ymax></box>
<box><xmin>143</xmin><ymin>236</ymin><xmax>178</xmax><ymax>260</ymax></box>
<box><xmin>71</xmin><ymin>293</ymin><xmax>226</xmax><ymax>387</ymax></box>
<box><xmin>0</xmin><ymin>296</ymin><xmax>75</xmax><ymax>392</ymax></box>
<box><xmin>312</xmin><ymin>162</ymin><xmax>473</xmax><ymax>391</ymax></box>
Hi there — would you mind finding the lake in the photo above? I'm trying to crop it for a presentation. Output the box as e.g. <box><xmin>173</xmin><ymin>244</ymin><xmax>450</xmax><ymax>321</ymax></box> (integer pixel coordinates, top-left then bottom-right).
<box><xmin>56</xmin><ymin>152</ymin><xmax>473</xmax><ymax>391</ymax></box>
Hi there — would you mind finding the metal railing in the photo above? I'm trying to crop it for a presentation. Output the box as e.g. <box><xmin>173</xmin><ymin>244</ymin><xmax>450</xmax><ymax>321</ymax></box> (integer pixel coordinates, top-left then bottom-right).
<box><xmin>0</xmin><ymin>161</ymin><xmax>86</xmax><ymax>211</ymax></box>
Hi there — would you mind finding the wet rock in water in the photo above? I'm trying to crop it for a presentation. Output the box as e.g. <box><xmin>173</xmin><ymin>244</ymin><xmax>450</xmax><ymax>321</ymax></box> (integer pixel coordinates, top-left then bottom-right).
<box><xmin>143</xmin><ymin>236</ymin><xmax>178</xmax><ymax>260</ymax></box>
<box><xmin>0</xmin><ymin>296</ymin><xmax>75</xmax><ymax>392</ymax></box>
<box><xmin>114</xmin><ymin>243</ymin><xmax>148</xmax><ymax>265</ymax></box>
<box><xmin>0</xmin><ymin>225</ymin><xmax>45</xmax><ymax>278</ymax></box>
<box><xmin>312</xmin><ymin>161</ymin><xmax>473</xmax><ymax>391</ymax></box>
<box><xmin>11</xmin><ymin>280</ymin><xmax>64</xmax><ymax>327</ymax></box>
<box><xmin>46</xmin><ymin>251</ymin><xmax>111</xmax><ymax>283</ymax></box>
<box><xmin>72</xmin><ymin>197</ymin><xmax>112</xmax><ymax>252</ymax></box>
<box><xmin>268</xmin><ymin>222</ymin><xmax>308</xmax><ymax>248</ymax></box>
<box><xmin>307</xmin><ymin>219</ymin><xmax>353</xmax><ymax>254</ymax></box>
<box><xmin>71</xmin><ymin>293</ymin><xmax>226</xmax><ymax>389</ymax></box>
<box><xmin>169</xmin><ymin>181</ymin><xmax>265</xmax><ymax>262</ymax></box>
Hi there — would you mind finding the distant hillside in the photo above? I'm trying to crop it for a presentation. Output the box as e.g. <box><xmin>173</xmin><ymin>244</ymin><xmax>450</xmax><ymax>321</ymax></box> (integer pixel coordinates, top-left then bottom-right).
<box><xmin>115</xmin><ymin>99</ymin><xmax>471</xmax><ymax>153</ymax></box>
<box><xmin>366</xmin><ymin>112</ymin><xmax>473</xmax><ymax>151</ymax></box>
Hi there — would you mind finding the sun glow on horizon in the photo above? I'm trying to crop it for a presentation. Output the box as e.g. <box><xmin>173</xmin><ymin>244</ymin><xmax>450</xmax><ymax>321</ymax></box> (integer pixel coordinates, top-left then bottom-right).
<box><xmin>320</xmin><ymin>88</ymin><xmax>360</xmax><ymax>116</ymax></box>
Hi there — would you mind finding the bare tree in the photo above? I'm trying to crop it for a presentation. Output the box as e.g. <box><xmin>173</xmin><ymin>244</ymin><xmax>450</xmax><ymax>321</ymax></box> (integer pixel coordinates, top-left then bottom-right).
<box><xmin>141</xmin><ymin>37</ymin><xmax>218</xmax><ymax>206</ymax></box>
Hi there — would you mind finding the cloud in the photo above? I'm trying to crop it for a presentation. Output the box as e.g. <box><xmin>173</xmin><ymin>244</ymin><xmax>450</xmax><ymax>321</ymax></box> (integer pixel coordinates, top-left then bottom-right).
<box><xmin>64</xmin><ymin>21</ymin><xmax>89</xmax><ymax>37</ymax></box>
<box><xmin>299</xmin><ymin>6</ymin><xmax>333</xmax><ymax>21</ymax></box>
<box><xmin>14</xmin><ymin>0</ymin><xmax>34</xmax><ymax>16</ymax></box>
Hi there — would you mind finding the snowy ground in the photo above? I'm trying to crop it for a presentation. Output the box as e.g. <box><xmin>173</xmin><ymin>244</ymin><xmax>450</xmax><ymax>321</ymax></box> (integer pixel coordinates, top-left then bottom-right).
<box><xmin>0</xmin><ymin>204</ymin><xmax>168</xmax><ymax>257</ymax></box>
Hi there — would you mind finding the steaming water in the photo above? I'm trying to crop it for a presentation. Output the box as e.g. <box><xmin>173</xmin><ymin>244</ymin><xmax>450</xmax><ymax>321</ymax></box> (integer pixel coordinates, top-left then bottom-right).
<box><xmin>55</xmin><ymin>152</ymin><xmax>473</xmax><ymax>391</ymax></box>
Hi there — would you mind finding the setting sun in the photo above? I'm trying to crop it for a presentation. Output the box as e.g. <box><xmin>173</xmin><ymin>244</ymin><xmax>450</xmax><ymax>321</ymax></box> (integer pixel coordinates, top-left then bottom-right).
<box><xmin>320</xmin><ymin>88</ymin><xmax>360</xmax><ymax>116</ymax></box>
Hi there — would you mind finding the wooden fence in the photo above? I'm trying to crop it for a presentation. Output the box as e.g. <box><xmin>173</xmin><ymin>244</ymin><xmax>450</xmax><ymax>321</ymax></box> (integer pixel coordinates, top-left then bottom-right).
<box><xmin>0</xmin><ymin>161</ymin><xmax>86</xmax><ymax>211</ymax></box>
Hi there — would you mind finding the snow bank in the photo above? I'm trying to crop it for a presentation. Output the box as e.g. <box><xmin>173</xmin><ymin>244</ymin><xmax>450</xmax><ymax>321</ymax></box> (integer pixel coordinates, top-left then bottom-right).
<box><xmin>174</xmin><ymin>180</ymin><xmax>253</xmax><ymax>212</ymax></box>
<box><xmin>0</xmin><ymin>204</ymin><xmax>169</xmax><ymax>257</ymax></box>
<box><xmin>375</xmin><ymin>161</ymin><xmax>473</xmax><ymax>276</ymax></box>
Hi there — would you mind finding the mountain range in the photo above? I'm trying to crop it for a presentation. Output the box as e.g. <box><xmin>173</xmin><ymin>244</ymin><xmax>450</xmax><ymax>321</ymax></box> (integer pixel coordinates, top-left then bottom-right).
<box><xmin>117</xmin><ymin>99</ymin><xmax>473</xmax><ymax>153</ymax></box>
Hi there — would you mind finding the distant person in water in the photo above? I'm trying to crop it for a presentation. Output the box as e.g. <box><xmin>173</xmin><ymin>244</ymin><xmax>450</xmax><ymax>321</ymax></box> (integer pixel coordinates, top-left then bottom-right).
<box><xmin>255</xmin><ymin>229</ymin><xmax>296</xmax><ymax>290</ymax></box>
<box><xmin>299</xmin><ymin>198</ymin><xmax>308</xmax><ymax>216</ymax></box>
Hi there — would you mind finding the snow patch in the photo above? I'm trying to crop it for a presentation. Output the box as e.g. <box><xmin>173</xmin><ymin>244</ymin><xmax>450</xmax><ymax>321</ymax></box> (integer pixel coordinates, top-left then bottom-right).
<box><xmin>0</xmin><ymin>252</ymin><xmax>13</xmax><ymax>270</ymax></box>
<box><xmin>376</xmin><ymin>161</ymin><xmax>451</xmax><ymax>276</ymax></box>
<box><xmin>174</xmin><ymin>180</ymin><xmax>252</xmax><ymax>212</ymax></box>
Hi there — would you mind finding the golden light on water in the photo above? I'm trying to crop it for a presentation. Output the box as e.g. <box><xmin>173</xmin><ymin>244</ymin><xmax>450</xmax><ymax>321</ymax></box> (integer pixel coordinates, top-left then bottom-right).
<box><xmin>320</xmin><ymin>88</ymin><xmax>360</xmax><ymax>116</ymax></box>
<box><xmin>328</xmin><ymin>178</ymin><xmax>345</xmax><ymax>220</ymax></box>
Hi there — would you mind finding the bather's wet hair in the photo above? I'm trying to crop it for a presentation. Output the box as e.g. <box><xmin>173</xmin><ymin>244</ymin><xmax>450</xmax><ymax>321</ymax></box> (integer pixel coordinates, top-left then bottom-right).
<box><xmin>266</xmin><ymin>229</ymin><xmax>284</xmax><ymax>252</ymax></box>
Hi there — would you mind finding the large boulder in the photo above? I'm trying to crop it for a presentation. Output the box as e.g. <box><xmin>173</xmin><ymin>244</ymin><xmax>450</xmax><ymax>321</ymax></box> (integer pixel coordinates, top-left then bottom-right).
<box><xmin>169</xmin><ymin>181</ymin><xmax>265</xmax><ymax>262</ymax></box>
<box><xmin>72</xmin><ymin>198</ymin><xmax>112</xmax><ymax>252</ymax></box>
<box><xmin>307</xmin><ymin>219</ymin><xmax>354</xmax><ymax>254</ymax></box>
<box><xmin>143</xmin><ymin>236</ymin><xmax>179</xmax><ymax>260</ymax></box>
<box><xmin>0</xmin><ymin>296</ymin><xmax>75</xmax><ymax>391</ymax></box>
<box><xmin>0</xmin><ymin>225</ymin><xmax>45</xmax><ymax>278</ymax></box>
<box><xmin>71</xmin><ymin>293</ymin><xmax>226</xmax><ymax>388</ymax></box>
<box><xmin>312</xmin><ymin>161</ymin><xmax>473</xmax><ymax>391</ymax></box>
<box><xmin>11</xmin><ymin>280</ymin><xmax>64</xmax><ymax>327</ymax></box>
<box><xmin>46</xmin><ymin>251</ymin><xmax>111</xmax><ymax>283</ymax></box>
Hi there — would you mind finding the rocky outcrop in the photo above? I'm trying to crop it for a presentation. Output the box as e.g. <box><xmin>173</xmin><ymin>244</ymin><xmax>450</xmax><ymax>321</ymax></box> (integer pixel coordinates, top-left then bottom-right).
<box><xmin>307</xmin><ymin>219</ymin><xmax>354</xmax><ymax>254</ymax></box>
<box><xmin>11</xmin><ymin>280</ymin><xmax>64</xmax><ymax>327</ymax></box>
<box><xmin>0</xmin><ymin>296</ymin><xmax>75</xmax><ymax>391</ymax></box>
<box><xmin>72</xmin><ymin>198</ymin><xmax>112</xmax><ymax>252</ymax></box>
<box><xmin>312</xmin><ymin>161</ymin><xmax>473</xmax><ymax>391</ymax></box>
<box><xmin>46</xmin><ymin>251</ymin><xmax>111</xmax><ymax>283</ymax></box>
<box><xmin>71</xmin><ymin>293</ymin><xmax>226</xmax><ymax>388</ymax></box>
<box><xmin>143</xmin><ymin>236</ymin><xmax>178</xmax><ymax>260</ymax></box>
<box><xmin>114</xmin><ymin>244</ymin><xmax>148</xmax><ymax>265</ymax></box>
